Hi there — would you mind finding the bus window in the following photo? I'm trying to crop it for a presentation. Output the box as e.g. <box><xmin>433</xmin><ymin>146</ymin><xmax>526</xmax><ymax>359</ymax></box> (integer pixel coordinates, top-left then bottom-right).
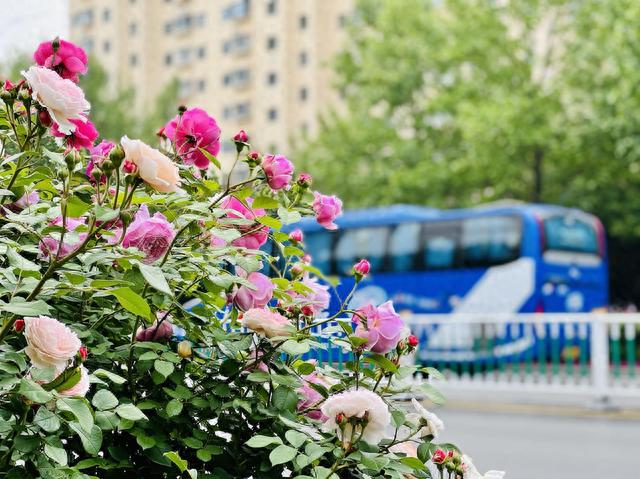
<box><xmin>423</xmin><ymin>221</ymin><xmax>460</xmax><ymax>269</ymax></box>
<box><xmin>305</xmin><ymin>232</ymin><xmax>333</xmax><ymax>274</ymax></box>
<box><xmin>389</xmin><ymin>222</ymin><xmax>421</xmax><ymax>272</ymax></box>
<box><xmin>543</xmin><ymin>215</ymin><xmax>598</xmax><ymax>255</ymax></box>
<box><xmin>461</xmin><ymin>216</ymin><xmax>521</xmax><ymax>267</ymax></box>
<box><xmin>335</xmin><ymin>227</ymin><xmax>390</xmax><ymax>275</ymax></box>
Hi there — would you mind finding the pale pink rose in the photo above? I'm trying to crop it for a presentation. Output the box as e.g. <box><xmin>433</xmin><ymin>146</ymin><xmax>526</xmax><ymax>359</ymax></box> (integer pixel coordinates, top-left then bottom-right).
<box><xmin>233</xmin><ymin>270</ymin><xmax>275</xmax><ymax>311</ymax></box>
<box><xmin>59</xmin><ymin>366</ymin><xmax>91</xmax><ymax>397</ymax></box>
<box><xmin>121</xmin><ymin>136</ymin><xmax>180</xmax><ymax>193</ymax></box>
<box><xmin>312</xmin><ymin>192</ymin><xmax>343</xmax><ymax>230</ymax></box>
<box><xmin>390</xmin><ymin>441</ymin><xmax>418</xmax><ymax>458</ymax></box>
<box><xmin>23</xmin><ymin>315</ymin><xmax>81</xmax><ymax>369</ymax></box>
<box><xmin>262</xmin><ymin>154</ymin><xmax>294</xmax><ymax>190</ymax></box>
<box><xmin>163</xmin><ymin>108</ymin><xmax>221</xmax><ymax>169</ymax></box>
<box><xmin>136</xmin><ymin>317</ymin><xmax>174</xmax><ymax>342</ymax></box>
<box><xmin>461</xmin><ymin>455</ymin><xmax>505</xmax><ymax>479</ymax></box>
<box><xmin>320</xmin><ymin>389</ymin><xmax>391</xmax><ymax>444</ymax></box>
<box><xmin>33</xmin><ymin>38</ymin><xmax>88</xmax><ymax>83</ymax></box>
<box><xmin>5</xmin><ymin>191</ymin><xmax>39</xmax><ymax>213</ymax></box>
<box><xmin>289</xmin><ymin>275</ymin><xmax>330</xmax><ymax>317</ymax></box>
<box><xmin>110</xmin><ymin>204</ymin><xmax>176</xmax><ymax>263</ymax></box>
<box><xmin>209</xmin><ymin>235</ymin><xmax>227</xmax><ymax>249</ymax></box>
<box><xmin>220</xmin><ymin>197</ymin><xmax>269</xmax><ymax>250</ymax></box>
<box><xmin>38</xmin><ymin>216</ymin><xmax>88</xmax><ymax>260</ymax></box>
<box><xmin>241</xmin><ymin>308</ymin><xmax>292</xmax><ymax>338</ymax></box>
<box><xmin>22</xmin><ymin>66</ymin><xmax>90</xmax><ymax>134</ymax></box>
<box><xmin>297</xmin><ymin>370</ymin><xmax>329</xmax><ymax>420</ymax></box>
<box><xmin>243</xmin><ymin>348</ymin><xmax>269</xmax><ymax>373</ymax></box>
<box><xmin>353</xmin><ymin>301</ymin><xmax>405</xmax><ymax>354</ymax></box>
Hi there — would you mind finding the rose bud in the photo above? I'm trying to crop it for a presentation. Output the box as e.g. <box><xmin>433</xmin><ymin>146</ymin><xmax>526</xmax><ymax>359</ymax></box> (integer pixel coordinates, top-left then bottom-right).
<box><xmin>246</xmin><ymin>150</ymin><xmax>261</xmax><ymax>167</ymax></box>
<box><xmin>289</xmin><ymin>229</ymin><xmax>303</xmax><ymax>243</ymax></box>
<box><xmin>353</xmin><ymin>259</ymin><xmax>370</xmax><ymax>278</ymax></box>
<box><xmin>38</xmin><ymin>109</ymin><xmax>52</xmax><ymax>127</ymax></box>
<box><xmin>302</xmin><ymin>254</ymin><xmax>312</xmax><ymax>264</ymax></box>
<box><xmin>78</xmin><ymin>345</ymin><xmax>88</xmax><ymax>362</ymax></box>
<box><xmin>177</xmin><ymin>340</ymin><xmax>192</xmax><ymax>359</ymax></box>
<box><xmin>297</xmin><ymin>172</ymin><xmax>312</xmax><ymax>188</ymax></box>
<box><xmin>408</xmin><ymin>335</ymin><xmax>419</xmax><ymax>348</ymax></box>
<box><xmin>301</xmin><ymin>305</ymin><xmax>314</xmax><ymax>317</ymax></box>
<box><xmin>336</xmin><ymin>412</ymin><xmax>347</xmax><ymax>425</ymax></box>
<box><xmin>432</xmin><ymin>449</ymin><xmax>447</xmax><ymax>465</ymax></box>
<box><xmin>14</xmin><ymin>319</ymin><xmax>25</xmax><ymax>332</ymax></box>
<box><xmin>233</xmin><ymin>129</ymin><xmax>248</xmax><ymax>143</ymax></box>
<box><xmin>290</xmin><ymin>263</ymin><xmax>304</xmax><ymax>278</ymax></box>
<box><xmin>156</xmin><ymin>126</ymin><xmax>166</xmax><ymax>138</ymax></box>
<box><xmin>109</xmin><ymin>144</ymin><xmax>125</xmax><ymax>166</ymax></box>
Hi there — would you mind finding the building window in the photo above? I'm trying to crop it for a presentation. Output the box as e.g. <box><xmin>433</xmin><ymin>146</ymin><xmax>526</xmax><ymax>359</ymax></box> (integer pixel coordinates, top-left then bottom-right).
<box><xmin>222</xmin><ymin>0</ymin><xmax>250</xmax><ymax>21</ymax></box>
<box><xmin>197</xmin><ymin>79</ymin><xmax>206</xmax><ymax>92</ymax></box>
<box><xmin>267</xmin><ymin>36</ymin><xmax>277</xmax><ymax>50</ymax></box>
<box><xmin>223</xmin><ymin>102</ymin><xmax>251</xmax><ymax>120</ymax></box>
<box><xmin>129</xmin><ymin>22</ymin><xmax>137</xmax><ymax>35</ymax></box>
<box><xmin>103</xmin><ymin>8</ymin><xmax>111</xmax><ymax>22</ymax></box>
<box><xmin>299</xmin><ymin>15</ymin><xmax>307</xmax><ymax>29</ymax></box>
<box><xmin>301</xmin><ymin>122</ymin><xmax>309</xmax><ymax>135</ymax></box>
<box><xmin>338</xmin><ymin>14</ymin><xmax>348</xmax><ymax>28</ymax></box>
<box><xmin>299</xmin><ymin>51</ymin><xmax>308</xmax><ymax>65</ymax></box>
<box><xmin>197</xmin><ymin>46</ymin><xmax>206</xmax><ymax>59</ymax></box>
<box><xmin>299</xmin><ymin>87</ymin><xmax>308</xmax><ymax>101</ymax></box>
<box><xmin>71</xmin><ymin>10</ymin><xmax>93</xmax><ymax>27</ymax></box>
<box><xmin>165</xmin><ymin>53</ymin><xmax>172</xmax><ymax>65</ymax></box>
<box><xmin>130</xmin><ymin>54</ymin><xmax>138</xmax><ymax>66</ymax></box>
<box><xmin>267</xmin><ymin>108</ymin><xmax>278</xmax><ymax>121</ymax></box>
<box><xmin>267</xmin><ymin>0</ymin><xmax>277</xmax><ymax>14</ymax></box>
<box><xmin>103</xmin><ymin>40</ymin><xmax>111</xmax><ymax>53</ymax></box>
<box><xmin>223</xmin><ymin>69</ymin><xmax>250</xmax><ymax>87</ymax></box>
<box><xmin>223</xmin><ymin>34</ymin><xmax>250</xmax><ymax>54</ymax></box>
<box><xmin>267</xmin><ymin>72</ymin><xmax>277</xmax><ymax>85</ymax></box>
<box><xmin>81</xmin><ymin>38</ymin><xmax>94</xmax><ymax>54</ymax></box>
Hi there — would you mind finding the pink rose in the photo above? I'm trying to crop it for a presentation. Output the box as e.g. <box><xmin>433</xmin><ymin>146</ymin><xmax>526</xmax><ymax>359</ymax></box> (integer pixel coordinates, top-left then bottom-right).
<box><xmin>59</xmin><ymin>366</ymin><xmax>91</xmax><ymax>397</ymax></box>
<box><xmin>241</xmin><ymin>308</ymin><xmax>291</xmax><ymax>338</ymax></box>
<box><xmin>136</xmin><ymin>317</ymin><xmax>174</xmax><ymax>342</ymax></box>
<box><xmin>297</xmin><ymin>172</ymin><xmax>312</xmax><ymax>188</ymax></box>
<box><xmin>163</xmin><ymin>107</ymin><xmax>221</xmax><ymax>169</ymax></box>
<box><xmin>312</xmin><ymin>192</ymin><xmax>343</xmax><ymax>230</ymax></box>
<box><xmin>233</xmin><ymin>271</ymin><xmax>275</xmax><ymax>311</ymax></box>
<box><xmin>210</xmin><ymin>235</ymin><xmax>227</xmax><ymax>249</ymax></box>
<box><xmin>353</xmin><ymin>301</ymin><xmax>405</xmax><ymax>354</ymax></box>
<box><xmin>432</xmin><ymin>449</ymin><xmax>447</xmax><ymax>465</ymax></box>
<box><xmin>22</xmin><ymin>66</ymin><xmax>90</xmax><ymax>134</ymax></box>
<box><xmin>289</xmin><ymin>229</ymin><xmax>303</xmax><ymax>243</ymax></box>
<box><xmin>220</xmin><ymin>197</ymin><xmax>269</xmax><ymax>250</ymax></box>
<box><xmin>5</xmin><ymin>191</ymin><xmax>39</xmax><ymax>213</ymax></box>
<box><xmin>297</xmin><ymin>370</ymin><xmax>329</xmax><ymax>420</ymax></box>
<box><xmin>353</xmin><ymin>259</ymin><xmax>371</xmax><ymax>276</ymax></box>
<box><xmin>289</xmin><ymin>275</ymin><xmax>330</xmax><ymax>316</ymax></box>
<box><xmin>111</xmin><ymin>204</ymin><xmax>176</xmax><ymax>263</ymax></box>
<box><xmin>51</xmin><ymin>115</ymin><xmax>98</xmax><ymax>149</ymax></box>
<box><xmin>23</xmin><ymin>315</ymin><xmax>81</xmax><ymax>369</ymax></box>
<box><xmin>39</xmin><ymin>216</ymin><xmax>88</xmax><ymax>259</ymax></box>
<box><xmin>121</xmin><ymin>136</ymin><xmax>181</xmax><ymax>193</ymax></box>
<box><xmin>233</xmin><ymin>129</ymin><xmax>248</xmax><ymax>143</ymax></box>
<box><xmin>33</xmin><ymin>38</ymin><xmax>88</xmax><ymax>82</ymax></box>
<box><xmin>320</xmin><ymin>389</ymin><xmax>391</xmax><ymax>444</ymax></box>
<box><xmin>262</xmin><ymin>154</ymin><xmax>294</xmax><ymax>190</ymax></box>
<box><xmin>86</xmin><ymin>140</ymin><xmax>115</xmax><ymax>183</ymax></box>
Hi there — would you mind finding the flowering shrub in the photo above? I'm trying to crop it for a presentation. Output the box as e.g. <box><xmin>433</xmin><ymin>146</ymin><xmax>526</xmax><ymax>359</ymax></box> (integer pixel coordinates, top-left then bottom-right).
<box><xmin>0</xmin><ymin>38</ymin><xmax>505</xmax><ymax>479</ymax></box>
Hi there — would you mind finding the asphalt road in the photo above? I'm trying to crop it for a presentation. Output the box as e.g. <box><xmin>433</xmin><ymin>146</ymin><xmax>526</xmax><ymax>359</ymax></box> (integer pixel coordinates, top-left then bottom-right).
<box><xmin>434</xmin><ymin>406</ymin><xmax>640</xmax><ymax>479</ymax></box>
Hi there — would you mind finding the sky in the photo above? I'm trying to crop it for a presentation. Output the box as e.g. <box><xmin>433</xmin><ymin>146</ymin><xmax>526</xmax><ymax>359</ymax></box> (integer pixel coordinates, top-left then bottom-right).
<box><xmin>0</xmin><ymin>0</ymin><xmax>69</xmax><ymax>65</ymax></box>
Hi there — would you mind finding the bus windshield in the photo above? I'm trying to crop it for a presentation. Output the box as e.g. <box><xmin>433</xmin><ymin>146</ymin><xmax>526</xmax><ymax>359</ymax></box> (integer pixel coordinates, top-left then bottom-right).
<box><xmin>543</xmin><ymin>215</ymin><xmax>599</xmax><ymax>255</ymax></box>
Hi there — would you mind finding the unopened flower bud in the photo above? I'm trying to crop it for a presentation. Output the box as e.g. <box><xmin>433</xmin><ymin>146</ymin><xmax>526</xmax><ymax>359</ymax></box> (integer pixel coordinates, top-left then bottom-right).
<box><xmin>156</xmin><ymin>126</ymin><xmax>166</xmax><ymax>138</ymax></box>
<box><xmin>0</xmin><ymin>88</ymin><xmax>14</xmax><ymax>103</ymax></box>
<box><xmin>432</xmin><ymin>449</ymin><xmax>447</xmax><ymax>465</ymax></box>
<box><xmin>233</xmin><ymin>129</ymin><xmax>248</xmax><ymax>143</ymax></box>
<box><xmin>91</xmin><ymin>167</ymin><xmax>104</xmax><ymax>182</ymax></box>
<box><xmin>18</xmin><ymin>88</ymin><xmax>31</xmax><ymax>103</ymax></box>
<box><xmin>78</xmin><ymin>346</ymin><xmax>88</xmax><ymax>362</ymax></box>
<box><xmin>408</xmin><ymin>335</ymin><xmax>419</xmax><ymax>348</ymax></box>
<box><xmin>246</xmin><ymin>150</ymin><xmax>261</xmax><ymax>167</ymax></box>
<box><xmin>301</xmin><ymin>305</ymin><xmax>314</xmax><ymax>317</ymax></box>
<box><xmin>452</xmin><ymin>454</ymin><xmax>461</xmax><ymax>466</ymax></box>
<box><xmin>64</xmin><ymin>149</ymin><xmax>81</xmax><ymax>170</ymax></box>
<box><xmin>101</xmin><ymin>159</ymin><xmax>114</xmax><ymax>173</ymax></box>
<box><xmin>178</xmin><ymin>105</ymin><xmax>187</xmax><ymax>115</ymax></box>
<box><xmin>52</xmin><ymin>36</ymin><xmax>60</xmax><ymax>52</ymax></box>
<box><xmin>353</xmin><ymin>259</ymin><xmax>370</xmax><ymax>278</ymax></box>
<box><xmin>177</xmin><ymin>340</ymin><xmax>192</xmax><ymax>359</ymax></box>
<box><xmin>289</xmin><ymin>229</ymin><xmax>303</xmax><ymax>243</ymax></box>
<box><xmin>14</xmin><ymin>319</ymin><xmax>25</xmax><ymax>332</ymax></box>
<box><xmin>120</xmin><ymin>211</ymin><xmax>133</xmax><ymax>227</ymax></box>
<box><xmin>297</xmin><ymin>172</ymin><xmax>312</xmax><ymax>188</ymax></box>
<box><xmin>38</xmin><ymin>109</ymin><xmax>52</xmax><ymax>127</ymax></box>
<box><xmin>302</xmin><ymin>254</ymin><xmax>312</xmax><ymax>264</ymax></box>
<box><xmin>445</xmin><ymin>462</ymin><xmax>456</xmax><ymax>472</ymax></box>
<box><xmin>109</xmin><ymin>144</ymin><xmax>125</xmax><ymax>166</ymax></box>
<box><xmin>336</xmin><ymin>412</ymin><xmax>347</xmax><ymax>425</ymax></box>
<box><xmin>290</xmin><ymin>264</ymin><xmax>304</xmax><ymax>278</ymax></box>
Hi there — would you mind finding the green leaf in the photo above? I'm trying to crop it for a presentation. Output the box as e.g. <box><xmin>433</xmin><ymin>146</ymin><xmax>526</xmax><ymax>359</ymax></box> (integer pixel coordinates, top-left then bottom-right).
<box><xmin>417</xmin><ymin>443</ymin><xmax>431</xmax><ymax>463</ymax></box>
<box><xmin>44</xmin><ymin>443</ymin><xmax>67</xmax><ymax>466</ymax></box>
<box><xmin>271</xmin><ymin>386</ymin><xmax>299</xmax><ymax>412</ymax></box>
<box><xmin>245</xmin><ymin>435</ymin><xmax>283</xmax><ymax>448</ymax></box>
<box><xmin>6</xmin><ymin>248</ymin><xmax>40</xmax><ymax>272</ymax></box>
<box><xmin>198</xmin><ymin>147</ymin><xmax>221</xmax><ymax>169</ymax></box>
<box><xmin>92</xmin><ymin>389</ymin><xmax>119</xmax><ymax>411</ymax></box>
<box><xmin>1</xmin><ymin>299</ymin><xmax>51</xmax><ymax>316</ymax></box>
<box><xmin>421</xmin><ymin>367</ymin><xmax>445</xmax><ymax>381</ymax></box>
<box><xmin>269</xmin><ymin>444</ymin><xmax>297</xmax><ymax>466</ymax></box>
<box><xmin>166</xmin><ymin>399</ymin><xmax>183</xmax><ymax>417</ymax></box>
<box><xmin>285</xmin><ymin>430</ymin><xmax>308</xmax><ymax>448</ymax></box>
<box><xmin>196</xmin><ymin>448</ymin><xmax>212</xmax><ymax>462</ymax></box>
<box><xmin>57</xmin><ymin>397</ymin><xmax>94</xmax><ymax>432</ymax></box>
<box><xmin>110</xmin><ymin>287</ymin><xmax>151</xmax><ymax>319</ymax></box>
<box><xmin>18</xmin><ymin>379</ymin><xmax>53</xmax><ymax>403</ymax></box>
<box><xmin>93</xmin><ymin>369</ymin><xmax>126</xmax><ymax>384</ymax></box>
<box><xmin>257</xmin><ymin>215</ymin><xmax>282</xmax><ymax>229</ymax></box>
<box><xmin>138</xmin><ymin>263</ymin><xmax>173</xmax><ymax>296</ymax></box>
<box><xmin>34</xmin><ymin>407</ymin><xmax>61</xmax><ymax>432</ymax></box>
<box><xmin>252</xmin><ymin>195</ymin><xmax>279</xmax><ymax>209</ymax></box>
<box><xmin>365</xmin><ymin>353</ymin><xmax>398</xmax><ymax>373</ymax></box>
<box><xmin>154</xmin><ymin>359</ymin><xmax>174</xmax><ymax>378</ymax></box>
<box><xmin>281</xmin><ymin>340</ymin><xmax>310</xmax><ymax>356</ymax></box>
<box><xmin>136</xmin><ymin>434</ymin><xmax>156</xmax><ymax>450</ymax></box>
<box><xmin>66</xmin><ymin>196</ymin><xmax>92</xmax><ymax>217</ymax></box>
<box><xmin>115</xmin><ymin>403</ymin><xmax>147</xmax><ymax>421</ymax></box>
<box><xmin>296</xmin><ymin>362</ymin><xmax>316</xmax><ymax>375</ymax></box>
<box><xmin>69</xmin><ymin>423</ymin><xmax>103</xmax><ymax>455</ymax></box>
<box><xmin>164</xmin><ymin>451</ymin><xmax>188</xmax><ymax>473</ymax></box>
<box><xmin>391</xmin><ymin>410</ymin><xmax>406</xmax><ymax>428</ymax></box>
<box><xmin>419</xmin><ymin>383</ymin><xmax>446</xmax><ymax>405</ymax></box>
<box><xmin>93</xmin><ymin>205</ymin><xmax>120</xmax><ymax>223</ymax></box>
<box><xmin>277</xmin><ymin>207</ymin><xmax>302</xmax><ymax>225</ymax></box>
<box><xmin>43</xmin><ymin>366</ymin><xmax>81</xmax><ymax>393</ymax></box>
<box><xmin>400</xmin><ymin>456</ymin><xmax>428</xmax><ymax>471</ymax></box>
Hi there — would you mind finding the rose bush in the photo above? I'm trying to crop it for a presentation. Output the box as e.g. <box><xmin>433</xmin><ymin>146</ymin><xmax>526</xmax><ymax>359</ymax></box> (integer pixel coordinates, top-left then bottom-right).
<box><xmin>0</xmin><ymin>38</ymin><xmax>504</xmax><ymax>479</ymax></box>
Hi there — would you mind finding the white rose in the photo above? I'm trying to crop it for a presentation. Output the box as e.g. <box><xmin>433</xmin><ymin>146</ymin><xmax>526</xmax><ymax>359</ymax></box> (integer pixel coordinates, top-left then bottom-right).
<box><xmin>24</xmin><ymin>315</ymin><xmax>81</xmax><ymax>369</ymax></box>
<box><xmin>410</xmin><ymin>398</ymin><xmax>444</xmax><ymax>438</ymax></box>
<box><xmin>22</xmin><ymin>66</ymin><xmax>90</xmax><ymax>134</ymax></box>
<box><xmin>462</xmin><ymin>454</ymin><xmax>506</xmax><ymax>479</ymax></box>
<box><xmin>121</xmin><ymin>136</ymin><xmax>181</xmax><ymax>193</ymax></box>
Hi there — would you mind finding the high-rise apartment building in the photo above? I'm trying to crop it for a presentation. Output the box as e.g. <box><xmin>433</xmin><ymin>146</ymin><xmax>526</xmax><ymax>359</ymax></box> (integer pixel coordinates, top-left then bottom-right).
<box><xmin>69</xmin><ymin>0</ymin><xmax>353</xmax><ymax>164</ymax></box>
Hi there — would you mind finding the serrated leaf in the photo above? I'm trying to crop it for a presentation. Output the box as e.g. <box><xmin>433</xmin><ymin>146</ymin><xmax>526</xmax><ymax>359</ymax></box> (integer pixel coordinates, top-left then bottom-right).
<box><xmin>419</xmin><ymin>383</ymin><xmax>446</xmax><ymax>405</ymax></box>
<box><xmin>57</xmin><ymin>397</ymin><xmax>94</xmax><ymax>432</ymax></box>
<box><xmin>285</xmin><ymin>430</ymin><xmax>308</xmax><ymax>448</ymax></box>
<box><xmin>18</xmin><ymin>379</ymin><xmax>53</xmax><ymax>403</ymax></box>
<box><xmin>44</xmin><ymin>443</ymin><xmax>67</xmax><ymax>466</ymax></box>
<box><xmin>69</xmin><ymin>423</ymin><xmax>103</xmax><ymax>455</ymax></box>
<box><xmin>269</xmin><ymin>444</ymin><xmax>297</xmax><ymax>466</ymax></box>
<box><xmin>257</xmin><ymin>215</ymin><xmax>282</xmax><ymax>229</ymax></box>
<box><xmin>166</xmin><ymin>399</ymin><xmax>183</xmax><ymax>417</ymax></box>
<box><xmin>164</xmin><ymin>451</ymin><xmax>188</xmax><ymax>472</ymax></box>
<box><xmin>92</xmin><ymin>389</ymin><xmax>119</xmax><ymax>410</ymax></box>
<box><xmin>154</xmin><ymin>359</ymin><xmax>174</xmax><ymax>378</ymax></box>
<box><xmin>34</xmin><ymin>408</ymin><xmax>60</xmax><ymax>432</ymax></box>
<box><xmin>93</xmin><ymin>369</ymin><xmax>126</xmax><ymax>384</ymax></box>
<box><xmin>115</xmin><ymin>403</ymin><xmax>147</xmax><ymax>421</ymax></box>
<box><xmin>198</xmin><ymin>147</ymin><xmax>220</xmax><ymax>169</ymax></box>
<box><xmin>252</xmin><ymin>195</ymin><xmax>279</xmax><ymax>209</ymax></box>
<box><xmin>1</xmin><ymin>299</ymin><xmax>51</xmax><ymax>316</ymax></box>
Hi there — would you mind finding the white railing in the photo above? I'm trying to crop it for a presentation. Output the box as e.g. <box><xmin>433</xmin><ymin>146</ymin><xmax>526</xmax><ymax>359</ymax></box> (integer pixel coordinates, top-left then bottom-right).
<box><xmin>404</xmin><ymin>313</ymin><xmax>640</xmax><ymax>400</ymax></box>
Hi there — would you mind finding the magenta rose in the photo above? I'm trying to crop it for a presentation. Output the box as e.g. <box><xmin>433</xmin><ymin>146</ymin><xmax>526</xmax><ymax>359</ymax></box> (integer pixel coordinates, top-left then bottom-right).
<box><xmin>353</xmin><ymin>301</ymin><xmax>405</xmax><ymax>354</ymax></box>
<box><xmin>262</xmin><ymin>154</ymin><xmax>294</xmax><ymax>190</ymax></box>
<box><xmin>220</xmin><ymin>197</ymin><xmax>269</xmax><ymax>250</ymax></box>
<box><xmin>233</xmin><ymin>271</ymin><xmax>275</xmax><ymax>311</ymax></box>
<box><xmin>33</xmin><ymin>38</ymin><xmax>88</xmax><ymax>83</ymax></box>
<box><xmin>5</xmin><ymin>191</ymin><xmax>39</xmax><ymax>213</ymax></box>
<box><xmin>312</xmin><ymin>192</ymin><xmax>343</xmax><ymax>230</ymax></box>
<box><xmin>111</xmin><ymin>204</ymin><xmax>176</xmax><ymax>263</ymax></box>
<box><xmin>39</xmin><ymin>216</ymin><xmax>87</xmax><ymax>260</ymax></box>
<box><xmin>86</xmin><ymin>140</ymin><xmax>115</xmax><ymax>183</ymax></box>
<box><xmin>163</xmin><ymin>107</ymin><xmax>221</xmax><ymax>169</ymax></box>
<box><xmin>136</xmin><ymin>317</ymin><xmax>174</xmax><ymax>342</ymax></box>
<box><xmin>52</xmin><ymin>116</ymin><xmax>98</xmax><ymax>149</ymax></box>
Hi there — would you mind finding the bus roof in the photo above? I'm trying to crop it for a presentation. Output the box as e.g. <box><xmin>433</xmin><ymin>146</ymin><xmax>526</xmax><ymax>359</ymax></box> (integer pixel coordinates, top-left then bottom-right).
<box><xmin>290</xmin><ymin>202</ymin><xmax>594</xmax><ymax>232</ymax></box>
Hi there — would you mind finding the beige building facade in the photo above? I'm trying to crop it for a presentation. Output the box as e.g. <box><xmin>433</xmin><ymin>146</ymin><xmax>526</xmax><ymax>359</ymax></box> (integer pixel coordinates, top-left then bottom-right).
<box><xmin>69</xmin><ymin>0</ymin><xmax>353</xmax><ymax>163</ymax></box>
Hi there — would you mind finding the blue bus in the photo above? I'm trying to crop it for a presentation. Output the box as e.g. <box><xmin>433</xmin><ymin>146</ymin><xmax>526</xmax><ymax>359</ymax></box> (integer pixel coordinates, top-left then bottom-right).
<box><xmin>292</xmin><ymin>202</ymin><xmax>608</xmax><ymax>362</ymax></box>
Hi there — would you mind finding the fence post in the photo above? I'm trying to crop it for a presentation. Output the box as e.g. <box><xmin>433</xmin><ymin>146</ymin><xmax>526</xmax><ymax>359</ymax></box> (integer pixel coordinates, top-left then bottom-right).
<box><xmin>590</xmin><ymin>314</ymin><xmax>611</xmax><ymax>408</ymax></box>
